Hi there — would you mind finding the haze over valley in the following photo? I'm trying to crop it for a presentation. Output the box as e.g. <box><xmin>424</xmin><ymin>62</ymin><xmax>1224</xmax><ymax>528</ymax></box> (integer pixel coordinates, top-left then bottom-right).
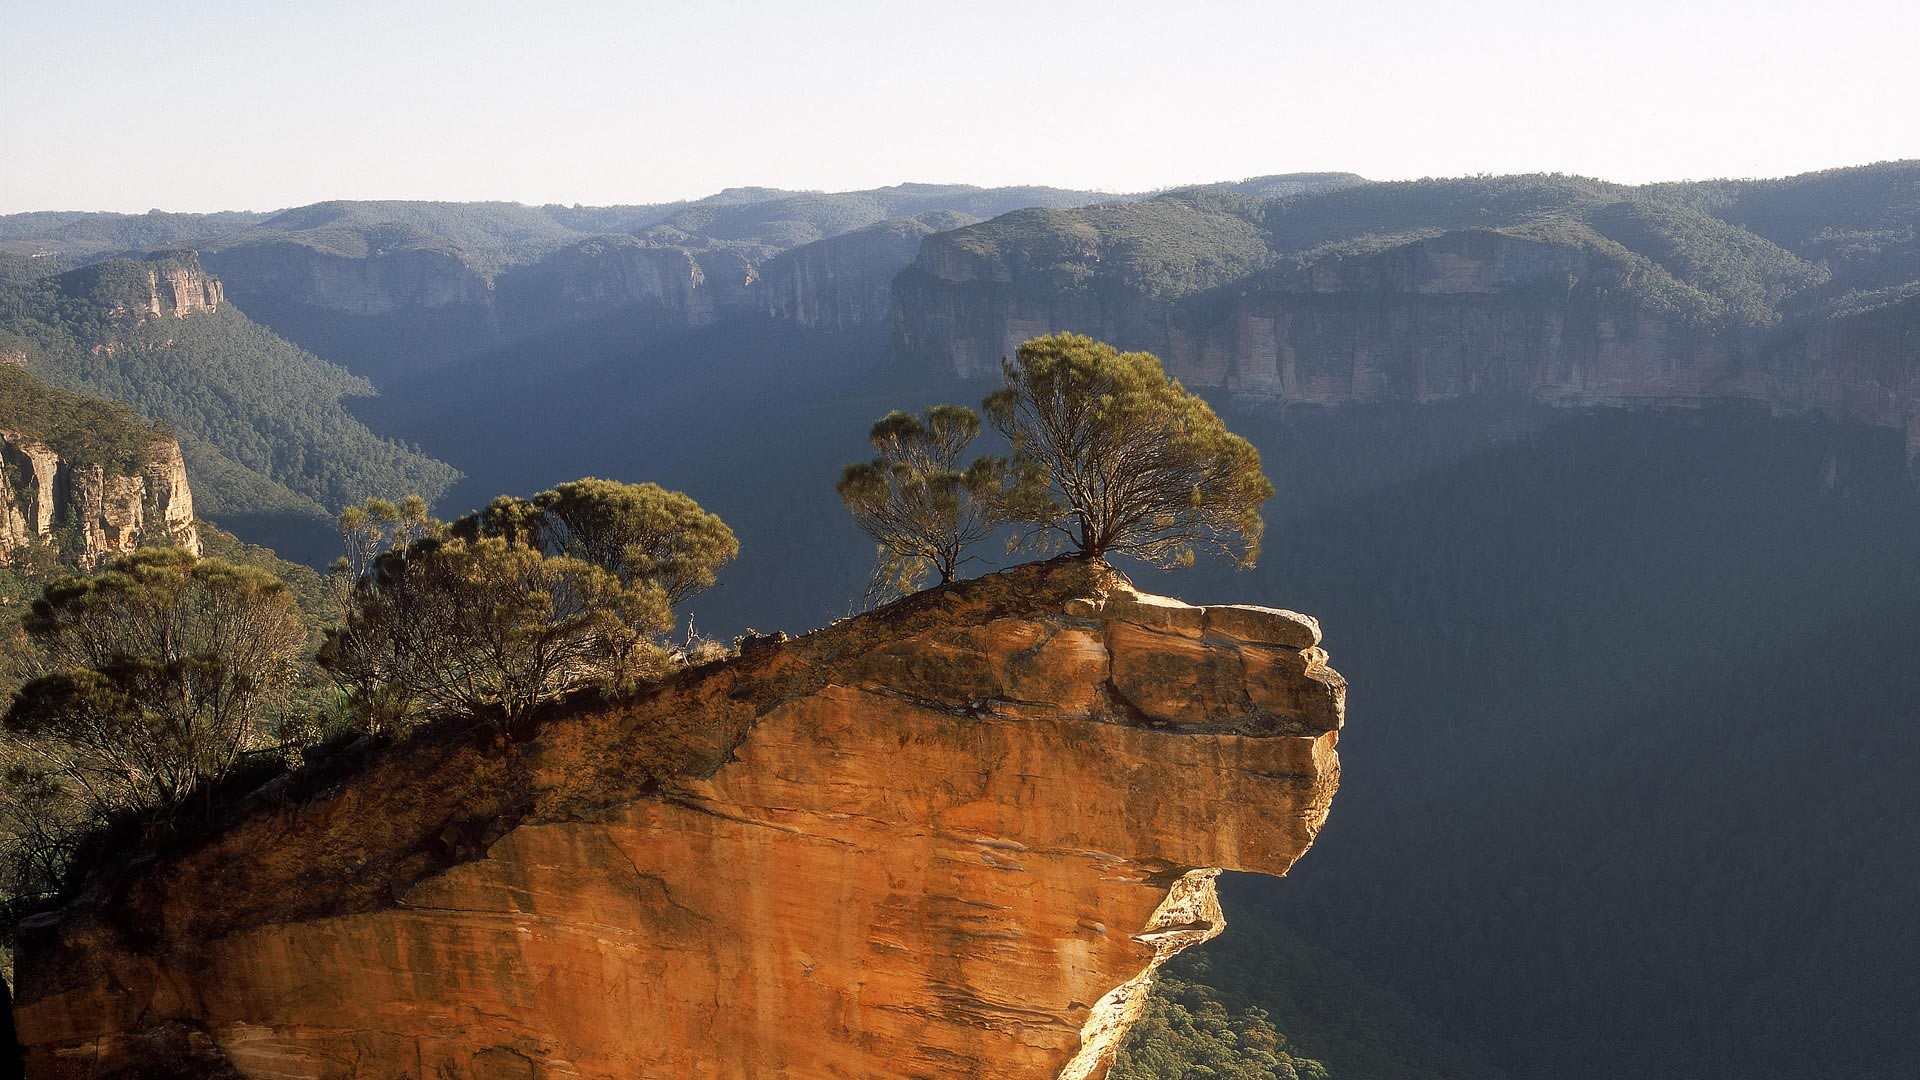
<box><xmin>4</xmin><ymin>4</ymin><xmax>1919</xmax><ymax>1077</ymax></box>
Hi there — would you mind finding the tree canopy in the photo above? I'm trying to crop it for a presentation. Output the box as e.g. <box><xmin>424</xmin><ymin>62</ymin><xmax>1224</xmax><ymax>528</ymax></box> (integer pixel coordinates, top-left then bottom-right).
<box><xmin>837</xmin><ymin>405</ymin><xmax>1015</xmax><ymax>595</ymax></box>
<box><xmin>3</xmin><ymin>548</ymin><xmax>305</xmax><ymax>814</ymax></box>
<box><xmin>525</xmin><ymin>479</ymin><xmax>739</xmax><ymax>606</ymax></box>
<box><xmin>985</xmin><ymin>334</ymin><xmax>1273</xmax><ymax>568</ymax></box>
<box><xmin>318</xmin><ymin>534</ymin><xmax>671</xmax><ymax>733</ymax></box>
<box><xmin>320</xmin><ymin>478</ymin><xmax>731</xmax><ymax>733</ymax></box>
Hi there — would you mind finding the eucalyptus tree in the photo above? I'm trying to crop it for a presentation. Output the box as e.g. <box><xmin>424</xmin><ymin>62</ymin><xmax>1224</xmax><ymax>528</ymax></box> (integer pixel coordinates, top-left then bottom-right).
<box><xmin>984</xmin><ymin>333</ymin><xmax>1273</xmax><ymax>568</ymax></box>
<box><xmin>837</xmin><ymin>405</ymin><xmax>1014</xmax><ymax>596</ymax></box>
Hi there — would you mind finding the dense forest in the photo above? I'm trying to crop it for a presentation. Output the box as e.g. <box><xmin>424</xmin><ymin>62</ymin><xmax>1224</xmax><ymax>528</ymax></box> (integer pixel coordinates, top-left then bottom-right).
<box><xmin>0</xmin><ymin>255</ymin><xmax>459</xmax><ymax>516</ymax></box>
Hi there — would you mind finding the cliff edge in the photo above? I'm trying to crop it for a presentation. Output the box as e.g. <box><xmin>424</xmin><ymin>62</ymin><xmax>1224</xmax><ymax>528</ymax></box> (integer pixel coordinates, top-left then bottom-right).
<box><xmin>0</xmin><ymin>367</ymin><xmax>199</xmax><ymax>567</ymax></box>
<box><xmin>10</xmin><ymin>558</ymin><xmax>1344</xmax><ymax>1079</ymax></box>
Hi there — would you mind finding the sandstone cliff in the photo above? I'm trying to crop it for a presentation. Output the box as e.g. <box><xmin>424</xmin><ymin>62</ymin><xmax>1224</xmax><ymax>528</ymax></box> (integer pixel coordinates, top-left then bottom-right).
<box><xmin>206</xmin><ymin>242</ymin><xmax>493</xmax><ymax>317</ymax></box>
<box><xmin>0</xmin><ymin>430</ymin><xmax>198</xmax><ymax>566</ymax></box>
<box><xmin>56</xmin><ymin>252</ymin><xmax>225</xmax><ymax>326</ymax></box>
<box><xmin>760</xmin><ymin>213</ymin><xmax>975</xmax><ymax>332</ymax></box>
<box><xmin>893</xmin><ymin>226</ymin><xmax>1920</xmax><ymax>453</ymax></box>
<box><xmin>9</xmin><ymin>559</ymin><xmax>1344</xmax><ymax>1080</ymax></box>
<box><xmin>0</xmin><ymin>367</ymin><xmax>200</xmax><ymax>567</ymax></box>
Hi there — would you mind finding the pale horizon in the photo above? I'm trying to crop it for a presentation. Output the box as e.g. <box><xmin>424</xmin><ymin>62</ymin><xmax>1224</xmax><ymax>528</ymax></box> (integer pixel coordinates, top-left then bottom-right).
<box><xmin>4</xmin><ymin>0</ymin><xmax>1918</xmax><ymax>215</ymax></box>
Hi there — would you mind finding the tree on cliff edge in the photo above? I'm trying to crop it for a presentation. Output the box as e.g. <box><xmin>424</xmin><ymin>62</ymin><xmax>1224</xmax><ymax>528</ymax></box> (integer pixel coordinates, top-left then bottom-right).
<box><xmin>984</xmin><ymin>334</ymin><xmax>1273</xmax><ymax>567</ymax></box>
<box><xmin>837</xmin><ymin>405</ymin><xmax>1022</xmax><ymax>597</ymax></box>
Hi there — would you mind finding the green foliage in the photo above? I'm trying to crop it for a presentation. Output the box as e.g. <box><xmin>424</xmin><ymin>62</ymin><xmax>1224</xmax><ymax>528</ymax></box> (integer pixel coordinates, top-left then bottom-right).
<box><xmin>986</xmin><ymin>334</ymin><xmax>1272</xmax><ymax>566</ymax></box>
<box><xmin>1656</xmin><ymin>161</ymin><xmax>1920</xmax><ymax>288</ymax></box>
<box><xmin>0</xmin><ymin>365</ymin><xmax>169</xmax><ymax>472</ymax></box>
<box><xmin>1582</xmin><ymin>198</ymin><xmax>1829</xmax><ymax>325</ymax></box>
<box><xmin>0</xmin><ymin>256</ymin><xmax>460</xmax><ymax>515</ymax></box>
<box><xmin>524</xmin><ymin>479</ymin><xmax>739</xmax><ymax>606</ymax></box>
<box><xmin>3</xmin><ymin>548</ymin><xmax>306</xmax><ymax>814</ymax></box>
<box><xmin>449</xmin><ymin>480</ymin><xmax>739</xmax><ymax>609</ymax></box>
<box><xmin>1112</xmin><ymin>971</ymin><xmax>1330</xmax><ymax>1080</ymax></box>
<box><xmin>837</xmin><ymin>405</ymin><xmax>1012</xmax><ymax>595</ymax></box>
<box><xmin>322</xmin><ymin>480</ymin><xmax>732</xmax><ymax>734</ymax></box>
<box><xmin>0</xmin><ymin>210</ymin><xmax>268</xmax><ymax>259</ymax></box>
<box><xmin>933</xmin><ymin>192</ymin><xmax>1277</xmax><ymax>301</ymax></box>
<box><xmin>319</xmin><ymin>531</ymin><xmax>673</xmax><ymax>733</ymax></box>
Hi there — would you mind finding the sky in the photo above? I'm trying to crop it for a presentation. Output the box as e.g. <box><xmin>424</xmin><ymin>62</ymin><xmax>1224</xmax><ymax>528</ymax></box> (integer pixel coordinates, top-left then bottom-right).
<box><xmin>2</xmin><ymin>0</ymin><xmax>1916</xmax><ymax>213</ymax></box>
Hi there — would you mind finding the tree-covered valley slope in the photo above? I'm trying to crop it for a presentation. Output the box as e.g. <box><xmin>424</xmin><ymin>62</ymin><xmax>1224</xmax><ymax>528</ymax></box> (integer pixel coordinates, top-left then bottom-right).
<box><xmin>0</xmin><ymin>251</ymin><xmax>459</xmax><ymax>523</ymax></box>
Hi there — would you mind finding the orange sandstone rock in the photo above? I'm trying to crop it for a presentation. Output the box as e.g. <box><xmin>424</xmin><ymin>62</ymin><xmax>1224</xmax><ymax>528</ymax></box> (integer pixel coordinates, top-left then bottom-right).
<box><xmin>11</xmin><ymin>559</ymin><xmax>1344</xmax><ymax>1080</ymax></box>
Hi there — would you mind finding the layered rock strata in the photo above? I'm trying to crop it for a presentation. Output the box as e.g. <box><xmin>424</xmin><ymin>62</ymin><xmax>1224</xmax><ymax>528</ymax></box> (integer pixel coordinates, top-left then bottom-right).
<box><xmin>0</xmin><ymin>431</ymin><xmax>198</xmax><ymax>565</ymax></box>
<box><xmin>10</xmin><ymin>559</ymin><xmax>1343</xmax><ymax>1079</ymax></box>
<box><xmin>892</xmin><ymin>228</ymin><xmax>1920</xmax><ymax>451</ymax></box>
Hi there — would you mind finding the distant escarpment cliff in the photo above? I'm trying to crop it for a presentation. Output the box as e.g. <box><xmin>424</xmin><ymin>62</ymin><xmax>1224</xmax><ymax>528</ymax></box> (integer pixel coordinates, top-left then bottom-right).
<box><xmin>10</xmin><ymin>559</ymin><xmax>1344</xmax><ymax>1079</ymax></box>
<box><xmin>892</xmin><ymin>165</ymin><xmax>1920</xmax><ymax>452</ymax></box>
<box><xmin>80</xmin><ymin>179</ymin><xmax>1341</xmax><ymax>382</ymax></box>
<box><xmin>0</xmin><ymin>366</ymin><xmax>198</xmax><ymax>566</ymax></box>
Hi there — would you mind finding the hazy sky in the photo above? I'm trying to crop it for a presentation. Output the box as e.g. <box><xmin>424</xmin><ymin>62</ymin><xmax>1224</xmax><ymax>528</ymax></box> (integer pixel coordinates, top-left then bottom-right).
<box><xmin>3</xmin><ymin>0</ymin><xmax>1915</xmax><ymax>213</ymax></box>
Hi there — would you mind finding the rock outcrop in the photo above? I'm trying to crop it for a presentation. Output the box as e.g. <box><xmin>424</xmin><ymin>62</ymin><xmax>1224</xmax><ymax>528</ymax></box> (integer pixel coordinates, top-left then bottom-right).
<box><xmin>56</xmin><ymin>252</ymin><xmax>226</xmax><ymax>327</ymax></box>
<box><xmin>0</xmin><ymin>430</ymin><xmax>198</xmax><ymax>566</ymax></box>
<box><xmin>762</xmin><ymin>214</ymin><xmax>973</xmax><ymax>332</ymax></box>
<box><xmin>147</xmin><ymin>261</ymin><xmax>223</xmax><ymax>318</ymax></box>
<box><xmin>892</xmin><ymin>228</ymin><xmax>1920</xmax><ymax>449</ymax></box>
<box><xmin>9</xmin><ymin>559</ymin><xmax>1343</xmax><ymax>1079</ymax></box>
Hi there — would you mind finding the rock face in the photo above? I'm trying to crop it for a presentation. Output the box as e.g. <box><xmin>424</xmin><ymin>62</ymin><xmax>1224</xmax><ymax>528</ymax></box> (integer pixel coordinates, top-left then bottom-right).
<box><xmin>205</xmin><ymin>242</ymin><xmax>491</xmax><ymax>317</ymax></box>
<box><xmin>0</xmin><ymin>431</ymin><xmax>198</xmax><ymax>565</ymax></box>
<box><xmin>147</xmin><ymin>261</ymin><xmax>223</xmax><ymax>318</ymax></box>
<box><xmin>10</xmin><ymin>559</ymin><xmax>1344</xmax><ymax>1080</ymax></box>
<box><xmin>892</xmin><ymin>228</ymin><xmax>1920</xmax><ymax>447</ymax></box>
<box><xmin>762</xmin><ymin>215</ymin><xmax>972</xmax><ymax>332</ymax></box>
<box><xmin>207</xmin><ymin>217</ymin><xmax>955</xmax><ymax>359</ymax></box>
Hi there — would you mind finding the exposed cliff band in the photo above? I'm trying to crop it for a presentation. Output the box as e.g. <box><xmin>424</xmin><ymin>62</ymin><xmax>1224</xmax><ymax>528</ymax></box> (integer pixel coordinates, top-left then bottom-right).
<box><xmin>10</xmin><ymin>558</ymin><xmax>1343</xmax><ymax>1079</ymax></box>
<box><xmin>0</xmin><ymin>366</ymin><xmax>201</xmax><ymax>567</ymax></box>
<box><xmin>892</xmin><ymin>226</ymin><xmax>1920</xmax><ymax>457</ymax></box>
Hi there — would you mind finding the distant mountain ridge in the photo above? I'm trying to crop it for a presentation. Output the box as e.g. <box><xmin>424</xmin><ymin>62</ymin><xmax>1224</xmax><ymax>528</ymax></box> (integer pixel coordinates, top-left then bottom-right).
<box><xmin>0</xmin><ymin>177</ymin><xmax>1369</xmax><ymax>383</ymax></box>
<box><xmin>892</xmin><ymin>162</ymin><xmax>1920</xmax><ymax>455</ymax></box>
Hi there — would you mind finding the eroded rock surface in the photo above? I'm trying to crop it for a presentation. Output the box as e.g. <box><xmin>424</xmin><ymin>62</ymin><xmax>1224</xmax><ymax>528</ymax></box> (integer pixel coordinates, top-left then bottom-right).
<box><xmin>0</xmin><ymin>431</ymin><xmax>198</xmax><ymax>566</ymax></box>
<box><xmin>11</xmin><ymin>559</ymin><xmax>1343</xmax><ymax>1079</ymax></box>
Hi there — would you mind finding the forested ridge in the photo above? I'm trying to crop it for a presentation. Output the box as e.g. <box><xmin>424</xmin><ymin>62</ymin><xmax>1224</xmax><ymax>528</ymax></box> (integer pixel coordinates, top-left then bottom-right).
<box><xmin>910</xmin><ymin>163</ymin><xmax>1919</xmax><ymax>336</ymax></box>
<box><xmin>0</xmin><ymin>365</ymin><xmax>171</xmax><ymax>472</ymax></box>
<box><xmin>0</xmin><ymin>257</ymin><xmax>459</xmax><ymax>516</ymax></box>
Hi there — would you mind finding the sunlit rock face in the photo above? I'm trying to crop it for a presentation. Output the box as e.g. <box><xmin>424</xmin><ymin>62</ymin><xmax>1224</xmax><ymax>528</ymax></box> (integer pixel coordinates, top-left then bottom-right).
<box><xmin>11</xmin><ymin>559</ymin><xmax>1343</xmax><ymax>1080</ymax></box>
<box><xmin>0</xmin><ymin>431</ymin><xmax>197</xmax><ymax>566</ymax></box>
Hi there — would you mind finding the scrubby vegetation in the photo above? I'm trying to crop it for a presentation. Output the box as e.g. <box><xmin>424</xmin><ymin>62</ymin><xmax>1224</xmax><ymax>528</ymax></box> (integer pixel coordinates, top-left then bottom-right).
<box><xmin>1</xmin><ymin>549</ymin><xmax>306</xmax><ymax>969</ymax></box>
<box><xmin>0</xmin><ymin>364</ymin><xmax>170</xmax><ymax>472</ymax></box>
<box><xmin>841</xmin><ymin>335</ymin><xmax>1274</xmax><ymax>593</ymax></box>
<box><xmin>322</xmin><ymin>481</ymin><xmax>737</xmax><ymax>734</ymax></box>
<box><xmin>838</xmin><ymin>405</ymin><xmax>1018</xmax><ymax>598</ymax></box>
<box><xmin>1112</xmin><ymin>970</ymin><xmax>1330</xmax><ymax>1080</ymax></box>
